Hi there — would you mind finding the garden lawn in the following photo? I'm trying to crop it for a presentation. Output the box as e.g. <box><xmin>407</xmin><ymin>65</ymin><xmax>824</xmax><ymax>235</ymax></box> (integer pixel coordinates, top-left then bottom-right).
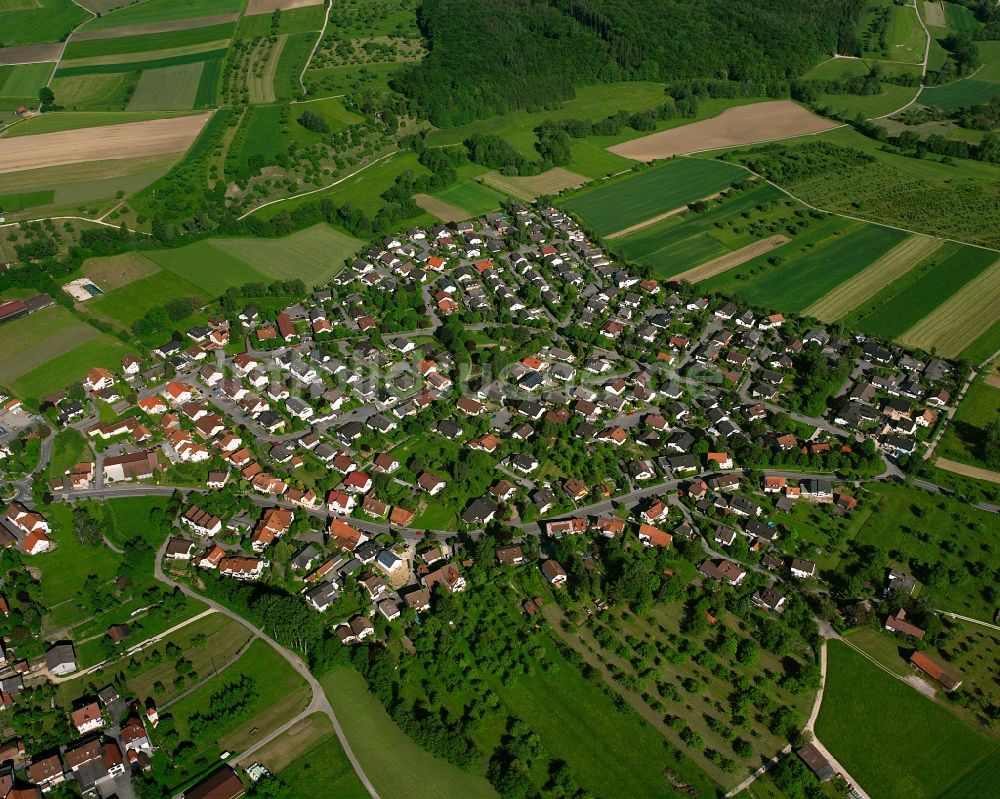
<box><xmin>321</xmin><ymin>668</ymin><xmax>498</xmax><ymax>799</ymax></box>
<box><xmin>45</xmin><ymin>428</ymin><xmax>87</xmax><ymax>482</ymax></box>
<box><xmin>561</xmin><ymin>158</ymin><xmax>747</xmax><ymax>235</ymax></box>
<box><xmin>936</xmin><ymin>377</ymin><xmax>1000</xmax><ymax>469</ymax></box>
<box><xmin>0</xmin><ymin>0</ymin><xmax>88</xmax><ymax>45</ymax></box>
<box><xmin>106</xmin><ymin>496</ymin><xmax>174</xmax><ymax>548</ymax></box>
<box><xmin>87</xmin><ymin>269</ymin><xmax>209</xmax><ymax>326</ymax></box>
<box><xmin>816</xmin><ymin>641</ymin><xmax>996</xmax><ymax>799</ymax></box>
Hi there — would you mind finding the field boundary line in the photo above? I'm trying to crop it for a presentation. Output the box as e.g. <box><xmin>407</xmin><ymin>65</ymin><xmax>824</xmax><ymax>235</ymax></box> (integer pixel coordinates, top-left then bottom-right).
<box><xmin>298</xmin><ymin>0</ymin><xmax>330</xmax><ymax>94</ymax></box>
<box><xmin>237</xmin><ymin>150</ymin><xmax>398</xmax><ymax>220</ymax></box>
<box><xmin>604</xmin><ymin>187</ymin><xmax>732</xmax><ymax>240</ymax></box>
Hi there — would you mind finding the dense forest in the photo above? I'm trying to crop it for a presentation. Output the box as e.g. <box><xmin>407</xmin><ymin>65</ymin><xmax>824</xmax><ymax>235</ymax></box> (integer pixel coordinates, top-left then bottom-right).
<box><xmin>393</xmin><ymin>0</ymin><xmax>866</xmax><ymax>125</ymax></box>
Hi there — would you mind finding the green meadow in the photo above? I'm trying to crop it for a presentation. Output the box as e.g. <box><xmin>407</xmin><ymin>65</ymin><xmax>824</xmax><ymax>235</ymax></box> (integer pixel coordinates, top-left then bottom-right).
<box><xmin>817</xmin><ymin>641</ymin><xmax>997</xmax><ymax>799</ymax></box>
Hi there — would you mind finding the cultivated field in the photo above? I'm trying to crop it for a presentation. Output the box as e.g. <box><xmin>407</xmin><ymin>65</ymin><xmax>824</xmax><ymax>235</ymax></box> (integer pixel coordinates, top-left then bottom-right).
<box><xmin>804</xmin><ymin>234</ymin><xmax>942</xmax><ymax>321</ymax></box>
<box><xmin>0</xmin><ymin>113</ymin><xmax>210</xmax><ymax>173</ymax></box>
<box><xmin>478</xmin><ymin>168</ymin><xmax>588</xmax><ymax>201</ymax></box>
<box><xmin>842</xmin><ymin>243</ymin><xmax>996</xmax><ymax>338</ymax></box>
<box><xmin>0</xmin><ymin>61</ymin><xmax>52</xmax><ymax>109</ymax></box>
<box><xmin>80</xmin><ymin>0</ymin><xmax>242</xmax><ymax>30</ymax></box>
<box><xmin>936</xmin><ymin>458</ymin><xmax>1000</xmax><ymax>484</ymax></box>
<box><xmin>0</xmin><ymin>305</ymin><xmax>95</xmax><ymax>386</ymax></box>
<box><xmin>610</xmin><ymin>181</ymin><xmax>786</xmax><ymax>279</ymax></box>
<box><xmin>127</xmin><ymin>62</ymin><xmax>203</xmax><ymax>111</ymax></box>
<box><xmin>247</xmin><ymin>0</ymin><xmax>324</xmax><ymax>13</ymax></box>
<box><xmin>0</xmin><ymin>0</ymin><xmax>88</xmax><ymax>46</ymax></box>
<box><xmin>413</xmin><ymin>194</ymin><xmax>471</xmax><ymax>223</ymax></box>
<box><xmin>936</xmin><ymin>376</ymin><xmax>1000</xmax><ymax>471</ymax></box>
<box><xmin>703</xmin><ymin>218</ymin><xmax>909</xmax><ymax>312</ymax></box>
<box><xmin>0</xmin><ymin>42</ymin><xmax>62</xmax><ymax>65</ymax></box>
<box><xmin>816</xmin><ymin>641</ymin><xmax>995</xmax><ymax>799</ymax></box>
<box><xmin>0</xmin><ymin>153</ymin><xmax>179</xmax><ymax>220</ymax></box>
<box><xmin>73</xmin><ymin>12</ymin><xmax>240</xmax><ymax>40</ymax></box>
<box><xmin>608</xmin><ymin>101</ymin><xmax>837</xmax><ymax>161</ymax></box>
<box><xmin>81</xmin><ymin>251</ymin><xmax>161</xmax><ymax>289</ymax></box>
<box><xmin>561</xmin><ymin>158</ymin><xmax>747</xmax><ymax>236</ymax></box>
<box><xmin>144</xmin><ymin>224</ymin><xmax>360</xmax><ymax>295</ymax></box>
<box><xmin>923</xmin><ymin>0</ymin><xmax>946</xmax><ymax>28</ymax></box>
<box><xmin>673</xmin><ymin>235</ymin><xmax>790</xmax><ymax>283</ymax></box>
<box><xmin>429</xmin><ymin>179</ymin><xmax>509</xmax><ymax>216</ymax></box>
<box><xmin>900</xmin><ymin>258</ymin><xmax>1000</xmax><ymax>356</ymax></box>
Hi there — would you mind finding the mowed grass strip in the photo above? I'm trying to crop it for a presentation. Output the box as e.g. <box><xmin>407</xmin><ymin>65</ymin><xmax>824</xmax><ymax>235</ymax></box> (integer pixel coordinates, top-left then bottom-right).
<box><xmin>321</xmin><ymin>668</ymin><xmax>498</xmax><ymax>799</ymax></box>
<box><xmin>816</xmin><ymin>641</ymin><xmax>997</xmax><ymax>799</ymax></box>
<box><xmin>247</xmin><ymin>36</ymin><xmax>285</xmax><ymax>104</ymax></box>
<box><xmin>127</xmin><ymin>61</ymin><xmax>203</xmax><ymax>111</ymax></box>
<box><xmin>805</xmin><ymin>234</ymin><xmax>942</xmax><ymax>321</ymax></box>
<box><xmin>146</xmin><ymin>240</ymin><xmax>269</xmax><ymax>297</ymax></box>
<box><xmin>844</xmin><ymin>243</ymin><xmax>997</xmax><ymax>338</ymax></box>
<box><xmin>561</xmin><ymin>158</ymin><xmax>745</xmax><ymax>235</ymax></box>
<box><xmin>900</xmin><ymin>257</ymin><xmax>1000</xmax><ymax>356</ymax></box>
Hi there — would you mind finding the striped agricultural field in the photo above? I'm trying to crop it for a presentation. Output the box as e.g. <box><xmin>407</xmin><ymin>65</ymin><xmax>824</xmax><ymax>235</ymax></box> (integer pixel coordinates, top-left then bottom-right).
<box><xmin>900</xmin><ymin>257</ymin><xmax>1000</xmax><ymax>356</ymax></box>
<box><xmin>805</xmin><ymin>234</ymin><xmax>942</xmax><ymax>321</ymax></box>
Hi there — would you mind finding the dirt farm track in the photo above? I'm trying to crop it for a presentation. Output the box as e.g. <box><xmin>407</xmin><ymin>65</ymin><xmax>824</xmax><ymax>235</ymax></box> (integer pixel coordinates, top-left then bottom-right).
<box><xmin>0</xmin><ymin>113</ymin><xmax>211</xmax><ymax>174</ymax></box>
<box><xmin>608</xmin><ymin>101</ymin><xmax>837</xmax><ymax>161</ymax></box>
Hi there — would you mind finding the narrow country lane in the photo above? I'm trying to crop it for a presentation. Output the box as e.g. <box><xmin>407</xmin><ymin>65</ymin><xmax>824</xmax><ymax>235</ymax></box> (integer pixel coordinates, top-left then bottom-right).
<box><xmin>152</xmin><ymin>540</ymin><xmax>382</xmax><ymax>799</ymax></box>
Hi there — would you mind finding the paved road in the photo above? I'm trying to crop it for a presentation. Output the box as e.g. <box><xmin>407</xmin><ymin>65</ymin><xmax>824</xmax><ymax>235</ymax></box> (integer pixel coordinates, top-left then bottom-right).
<box><xmin>152</xmin><ymin>540</ymin><xmax>381</xmax><ymax>799</ymax></box>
